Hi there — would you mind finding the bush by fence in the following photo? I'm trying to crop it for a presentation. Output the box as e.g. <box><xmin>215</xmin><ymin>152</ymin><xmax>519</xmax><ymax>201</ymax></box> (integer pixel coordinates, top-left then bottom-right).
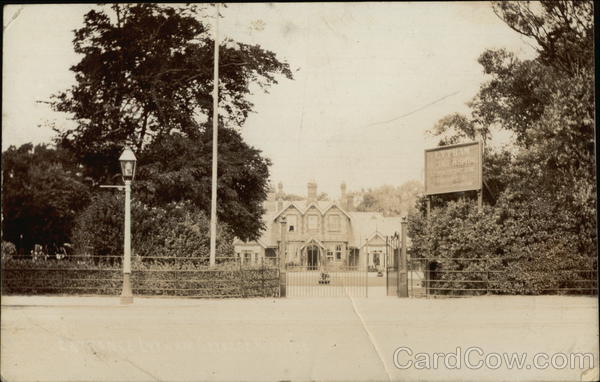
<box><xmin>72</xmin><ymin>196</ymin><xmax>235</xmax><ymax>261</ymax></box>
<box><xmin>408</xmin><ymin>199</ymin><xmax>598</xmax><ymax>296</ymax></box>
<box><xmin>1</xmin><ymin>256</ymin><xmax>279</xmax><ymax>298</ymax></box>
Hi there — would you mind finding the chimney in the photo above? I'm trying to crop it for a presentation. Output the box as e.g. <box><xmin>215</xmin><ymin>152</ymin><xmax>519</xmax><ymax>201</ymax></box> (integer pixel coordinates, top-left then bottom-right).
<box><xmin>307</xmin><ymin>181</ymin><xmax>317</xmax><ymax>204</ymax></box>
<box><xmin>345</xmin><ymin>194</ymin><xmax>354</xmax><ymax>211</ymax></box>
<box><xmin>340</xmin><ymin>182</ymin><xmax>348</xmax><ymax>210</ymax></box>
<box><xmin>277</xmin><ymin>182</ymin><xmax>284</xmax><ymax>212</ymax></box>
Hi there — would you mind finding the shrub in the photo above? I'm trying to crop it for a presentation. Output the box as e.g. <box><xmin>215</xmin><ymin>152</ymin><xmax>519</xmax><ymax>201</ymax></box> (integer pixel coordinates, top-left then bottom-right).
<box><xmin>408</xmin><ymin>198</ymin><xmax>597</xmax><ymax>295</ymax></box>
<box><xmin>2</xmin><ymin>241</ymin><xmax>17</xmax><ymax>259</ymax></box>
<box><xmin>72</xmin><ymin>193</ymin><xmax>234</xmax><ymax>260</ymax></box>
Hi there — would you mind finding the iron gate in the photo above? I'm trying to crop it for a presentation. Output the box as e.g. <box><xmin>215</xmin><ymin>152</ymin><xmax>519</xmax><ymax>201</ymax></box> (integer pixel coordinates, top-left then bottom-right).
<box><xmin>285</xmin><ymin>263</ymin><xmax>367</xmax><ymax>297</ymax></box>
<box><xmin>385</xmin><ymin>234</ymin><xmax>400</xmax><ymax>296</ymax></box>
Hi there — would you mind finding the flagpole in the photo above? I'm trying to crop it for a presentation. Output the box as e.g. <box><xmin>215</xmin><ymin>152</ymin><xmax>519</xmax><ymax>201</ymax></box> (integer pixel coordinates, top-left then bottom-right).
<box><xmin>209</xmin><ymin>3</ymin><xmax>220</xmax><ymax>267</ymax></box>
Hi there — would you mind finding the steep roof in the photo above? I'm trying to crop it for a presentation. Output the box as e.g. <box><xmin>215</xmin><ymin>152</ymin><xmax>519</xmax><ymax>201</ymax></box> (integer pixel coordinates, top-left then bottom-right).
<box><xmin>270</xmin><ymin>200</ymin><xmax>350</xmax><ymax>221</ymax></box>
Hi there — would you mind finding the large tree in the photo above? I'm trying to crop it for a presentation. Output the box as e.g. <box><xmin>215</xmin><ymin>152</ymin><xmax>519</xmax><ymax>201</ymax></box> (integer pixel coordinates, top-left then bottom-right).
<box><xmin>134</xmin><ymin>129</ymin><xmax>270</xmax><ymax>241</ymax></box>
<box><xmin>51</xmin><ymin>3</ymin><xmax>292</xmax><ymax>180</ymax></box>
<box><xmin>428</xmin><ymin>1</ymin><xmax>594</xmax><ymax>209</ymax></box>
<box><xmin>411</xmin><ymin>1</ymin><xmax>596</xmax><ymax>294</ymax></box>
<box><xmin>49</xmin><ymin>4</ymin><xmax>293</xmax><ymax>240</ymax></box>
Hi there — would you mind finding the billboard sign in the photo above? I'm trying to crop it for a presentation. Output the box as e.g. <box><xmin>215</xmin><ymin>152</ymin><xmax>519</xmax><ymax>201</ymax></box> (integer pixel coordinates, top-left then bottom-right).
<box><xmin>424</xmin><ymin>141</ymin><xmax>482</xmax><ymax>195</ymax></box>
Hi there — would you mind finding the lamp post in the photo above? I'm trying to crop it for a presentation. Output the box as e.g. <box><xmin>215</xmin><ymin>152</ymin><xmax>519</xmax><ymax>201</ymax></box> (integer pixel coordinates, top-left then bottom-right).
<box><xmin>119</xmin><ymin>146</ymin><xmax>137</xmax><ymax>304</ymax></box>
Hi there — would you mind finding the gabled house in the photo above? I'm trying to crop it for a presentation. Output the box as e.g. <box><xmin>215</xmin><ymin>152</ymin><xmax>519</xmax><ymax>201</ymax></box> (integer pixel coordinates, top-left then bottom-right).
<box><xmin>234</xmin><ymin>182</ymin><xmax>408</xmax><ymax>270</ymax></box>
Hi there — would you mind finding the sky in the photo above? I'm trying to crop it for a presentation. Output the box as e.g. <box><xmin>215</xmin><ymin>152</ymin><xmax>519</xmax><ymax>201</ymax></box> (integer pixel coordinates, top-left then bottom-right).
<box><xmin>2</xmin><ymin>3</ymin><xmax>537</xmax><ymax>198</ymax></box>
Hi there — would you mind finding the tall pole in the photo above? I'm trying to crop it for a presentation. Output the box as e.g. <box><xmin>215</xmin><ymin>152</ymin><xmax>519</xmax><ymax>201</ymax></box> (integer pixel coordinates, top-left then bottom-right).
<box><xmin>120</xmin><ymin>180</ymin><xmax>133</xmax><ymax>304</ymax></box>
<box><xmin>209</xmin><ymin>3</ymin><xmax>220</xmax><ymax>267</ymax></box>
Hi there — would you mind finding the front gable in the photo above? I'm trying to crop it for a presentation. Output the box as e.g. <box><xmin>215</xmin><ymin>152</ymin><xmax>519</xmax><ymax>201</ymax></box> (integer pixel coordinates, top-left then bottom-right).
<box><xmin>362</xmin><ymin>232</ymin><xmax>387</xmax><ymax>248</ymax></box>
<box><xmin>323</xmin><ymin>205</ymin><xmax>349</xmax><ymax>234</ymax></box>
<box><xmin>304</xmin><ymin>205</ymin><xmax>322</xmax><ymax>233</ymax></box>
<box><xmin>271</xmin><ymin>202</ymin><xmax>303</xmax><ymax>222</ymax></box>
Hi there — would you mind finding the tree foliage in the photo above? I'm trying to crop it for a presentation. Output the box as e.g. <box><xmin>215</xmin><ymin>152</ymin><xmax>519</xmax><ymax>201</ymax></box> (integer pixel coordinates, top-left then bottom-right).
<box><xmin>426</xmin><ymin>0</ymin><xmax>594</xmax><ymax>208</ymax></box>
<box><xmin>134</xmin><ymin>129</ymin><xmax>270</xmax><ymax>240</ymax></box>
<box><xmin>408</xmin><ymin>199</ymin><xmax>595</xmax><ymax>295</ymax></box>
<box><xmin>2</xmin><ymin>144</ymin><xmax>91</xmax><ymax>252</ymax></box>
<box><xmin>72</xmin><ymin>193</ymin><xmax>234</xmax><ymax>260</ymax></box>
<box><xmin>492</xmin><ymin>0</ymin><xmax>593</xmax><ymax>76</ymax></box>
<box><xmin>51</xmin><ymin>4</ymin><xmax>293</xmax><ymax>181</ymax></box>
<box><xmin>354</xmin><ymin>181</ymin><xmax>423</xmax><ymax>216</ymax></box>
<box><xmin>411</xmin><ymin>1</ymin><xmax>596</xmax><ymax>294</ymax></box>
<box><xmin>45</xmin><ymin>3</ymin><xmax>294</xmax><ymax>241</ymax></box>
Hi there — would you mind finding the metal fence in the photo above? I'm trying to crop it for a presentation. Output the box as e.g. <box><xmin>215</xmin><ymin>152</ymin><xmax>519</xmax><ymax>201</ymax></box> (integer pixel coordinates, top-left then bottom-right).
<box><xmin>1</xmin><ymin>255</ymin><xmax>280</xmax><ymax>298</ymax></box>
<box><xmin>385</xmin><ymin>234</ymin><xmax>400</xmax><ymax>296</ymax></box>
<box><xmin>285</xmin><ymin>265</ymin><xmax>368</xmax><ymax>297</ymax></box>
<box><xmin>407</xmin><ymin>257</ymin><xmax>597</xmax><ymax>297</ymax></box>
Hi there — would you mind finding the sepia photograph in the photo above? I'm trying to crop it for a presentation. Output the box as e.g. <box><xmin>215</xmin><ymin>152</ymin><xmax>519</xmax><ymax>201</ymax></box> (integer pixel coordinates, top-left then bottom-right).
<box><xmin>1</xmin><ymin>2</ymin><xmax>598</xmax><ymax>381</ymax></box>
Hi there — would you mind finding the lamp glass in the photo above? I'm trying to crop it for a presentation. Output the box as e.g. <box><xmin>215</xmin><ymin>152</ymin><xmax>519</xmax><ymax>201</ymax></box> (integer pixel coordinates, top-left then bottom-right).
<box><xmin>120</xmin><ymin>161</ymin><xmax>135</xmax><ymax>180</ymax></box>
<box><xmin>119</xmin><ymin>147</ymin><xmax>137</xmax><ymax>181</ymax></box>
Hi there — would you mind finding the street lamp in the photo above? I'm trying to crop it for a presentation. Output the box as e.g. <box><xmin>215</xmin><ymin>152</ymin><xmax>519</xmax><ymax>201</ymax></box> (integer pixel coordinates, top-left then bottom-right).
<box><xmin>119</xmin><ymin>146</ymin><xmax>136</xmax><ymax>304</ymax></box>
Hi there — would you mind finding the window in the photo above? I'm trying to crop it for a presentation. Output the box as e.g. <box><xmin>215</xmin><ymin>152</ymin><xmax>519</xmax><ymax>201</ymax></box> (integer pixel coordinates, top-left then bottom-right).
<box><xmin>335</xmin><ymin>244</ymin><xmax>342</xmax><ymax>261</ymax></box>
<box><xmin>243</xmin><ymin>252</ymin><xmax>251</xmax><ymax>264</ymax></box>
<box><xmin>328</xmin><ymin>215</ymin><xmax>340</xmax><ymax>231</ymax></box>
<box><xmin>287</xmin><ymin>215</ymin><xmax>297</xmax><ymax>232</ymax></box>
<box><xmin>307</xmin><ymin>215</ymin><xmax>318</xmax><ymax>231</ymax></box>
<box><xmin>327</xmin><ymin>249</ymin><xmax>334</xmax><ymax>261</ymax></box>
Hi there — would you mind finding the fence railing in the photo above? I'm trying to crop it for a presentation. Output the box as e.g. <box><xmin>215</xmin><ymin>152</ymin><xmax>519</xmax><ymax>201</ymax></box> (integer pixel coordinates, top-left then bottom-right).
<box><xmin>285</xmin><ymin>264</ymin><xmax>368</xmax><ymax>297</ymax></box>
<box><xmin>407</xmin><ymin>256</ymin><xmax>598</xmax><ymax>297</ymax></box>
<box><xmin>1</xmin><ymin>255</ymin><xmax>280</xmax><ymax>298</ymax></box>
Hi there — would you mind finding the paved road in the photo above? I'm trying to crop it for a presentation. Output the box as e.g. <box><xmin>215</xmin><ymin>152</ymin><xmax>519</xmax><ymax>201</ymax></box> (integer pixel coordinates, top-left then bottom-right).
<box><xmin>1</xmin><ymin>295</ymin><xmax>598</xmax><ymax>381</ymax></box>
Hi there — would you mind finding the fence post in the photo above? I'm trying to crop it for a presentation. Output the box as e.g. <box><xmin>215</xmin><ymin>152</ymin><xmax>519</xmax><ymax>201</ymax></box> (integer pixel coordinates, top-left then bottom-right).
<box><xmin>398</xmin><ymin>218</ymin><xmax>409</xmax><ymax>297</ymax></box>
<box><xmin>425</xmin><ymin>260</ymin><xmax>430</xmax><ymax>298</ymax></box>
<box><xmin>261</xmin><ymin>257</ymin><xmax>266</xmax><ymax>298</ymax></box>
<box><xmin>238</xmin><ymin>256</ymin><xmax>246</xmax><ymax>298</ymax></box>
<box><xmin>278</xmin><ymin>217</ymin><xmax>287</xmax><ymax>297</ymax></box>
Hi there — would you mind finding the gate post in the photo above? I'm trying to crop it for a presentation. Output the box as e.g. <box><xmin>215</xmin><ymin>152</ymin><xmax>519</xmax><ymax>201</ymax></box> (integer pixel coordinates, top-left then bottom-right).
<box><xmin>278</xmin><ymin>216</ymin><xmax>287</xmax><ymax>297</ymax></box>
<box><xmin>398</xmin><ymin>217</ymin><xmax>409</xmax><ymax>297</ymax></box>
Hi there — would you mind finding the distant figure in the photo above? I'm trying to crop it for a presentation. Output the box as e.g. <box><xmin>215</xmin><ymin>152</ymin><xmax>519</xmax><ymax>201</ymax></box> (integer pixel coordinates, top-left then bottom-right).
<box><xmin>32</xmin><ymin>244</ymin><xmax>46</xmax><ymax>262</ymax></box>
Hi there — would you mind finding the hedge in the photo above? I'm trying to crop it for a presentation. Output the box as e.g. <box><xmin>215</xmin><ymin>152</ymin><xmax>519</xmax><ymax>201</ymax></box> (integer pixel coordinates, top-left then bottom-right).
<box><xmin>1</xmin><ymin>258</ymin><xmax>279</xmax><ymax>298</ymax></box>
<box><xmin>408</xmin><ymin>198</ymin><xmax>598</xmax><ymax>296</ymax></box>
